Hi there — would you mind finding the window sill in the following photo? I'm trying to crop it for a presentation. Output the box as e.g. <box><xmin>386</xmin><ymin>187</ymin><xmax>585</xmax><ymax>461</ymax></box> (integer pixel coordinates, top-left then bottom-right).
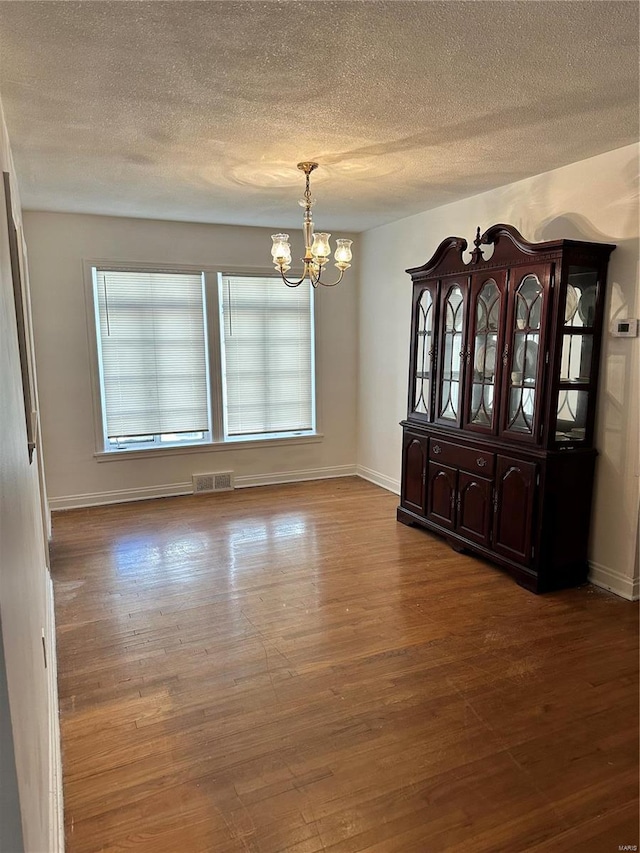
<box><xmin>94</xmin><ymin>433</ymin><xmax>324</xmax><ymax>462</ymax></box>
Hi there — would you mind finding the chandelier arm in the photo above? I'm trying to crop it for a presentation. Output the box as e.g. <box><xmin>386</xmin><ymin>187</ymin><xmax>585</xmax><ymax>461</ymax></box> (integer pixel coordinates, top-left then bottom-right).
<box><xmin>315</xmin><ymin>268</ymin><xmax>345</xmax><ymax>288</ymax></box>
<box><xmin>277</xmin><ymin>265</ymin><xmax>344</xmax><ymax>288</ymax></box>
<box><xmin>280</xmin><ymin>273</ymin><xmax>308</xmax><ymax>288</ymax></box>
<box><xmin>278</xmin><ymin>267</ymin><xmax>311</xmax><ymax>288</ymax></box>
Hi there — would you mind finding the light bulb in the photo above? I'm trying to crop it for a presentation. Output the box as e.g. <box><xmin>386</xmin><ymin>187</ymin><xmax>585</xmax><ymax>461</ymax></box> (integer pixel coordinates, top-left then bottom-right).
<box><xmin>271</xmin><ymin>233</ymin><xmax>292</xmax><ymax>266</ymax></box>
<box><xmin>334</xmin><ymin>238</ymin><xmax>353</xmax><ymax>269</ymax></box>
<box><xmin>311</xmin><ymin>232</ymin><xmax>331</xmax><ymax>261</ymax></box>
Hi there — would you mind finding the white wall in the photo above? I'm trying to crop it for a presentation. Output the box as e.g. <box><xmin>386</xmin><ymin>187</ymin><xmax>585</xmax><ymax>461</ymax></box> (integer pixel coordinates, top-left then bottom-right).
<box><xmin>0</xmin><ymin>98</ymin><xmax>60</xmax><ymax>851</ymax></box>
<box><xmin>23</xmin><ymin>213</ymin><xmax>358</xmax><ymax>506</ymax></box>
<box><xmin>0</xmin><ymin>620</ymin><xmax>23</xmax><ymax>851</ymax></box>
<box><xmin>358</xmin><ymin>144</ymin><xmax>640</xmax><ymax>599</ymax></box>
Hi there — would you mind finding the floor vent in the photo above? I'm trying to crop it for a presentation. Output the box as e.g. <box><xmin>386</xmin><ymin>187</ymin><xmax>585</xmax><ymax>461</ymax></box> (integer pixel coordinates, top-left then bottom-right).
<box><xmin>192</xmin><ymin>472</ymin><xmax>234</xmax><ymax>494</ymax></box>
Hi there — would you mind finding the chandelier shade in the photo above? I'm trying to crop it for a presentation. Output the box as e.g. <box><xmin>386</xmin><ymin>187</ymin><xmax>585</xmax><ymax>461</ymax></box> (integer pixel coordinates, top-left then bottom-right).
<box><xmin>270</xmin><ymin>163</ymin><xmax>353</xmax><ymax>288</ymax></box>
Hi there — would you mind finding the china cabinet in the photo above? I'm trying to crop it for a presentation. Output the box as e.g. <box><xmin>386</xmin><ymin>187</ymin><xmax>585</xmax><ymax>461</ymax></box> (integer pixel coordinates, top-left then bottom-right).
<box><xmin>397</xmin><ymin>224</ymin><xmax>614</xmax><ymax>592</ymax></box>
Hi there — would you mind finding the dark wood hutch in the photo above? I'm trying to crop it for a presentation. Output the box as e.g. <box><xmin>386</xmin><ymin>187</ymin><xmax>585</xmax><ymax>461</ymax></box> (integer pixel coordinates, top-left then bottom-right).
<box><xmin>397</xmin><ymin>224</ymin><xmax>615</xmax><ymax>592</ymax></box>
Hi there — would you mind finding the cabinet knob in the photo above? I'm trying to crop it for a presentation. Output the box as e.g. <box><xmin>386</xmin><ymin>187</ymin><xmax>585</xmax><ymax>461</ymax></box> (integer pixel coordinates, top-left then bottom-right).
<box><xmin>433</xmin><ymin>444</ymin><xmax>442</xmax><ymax>454</ymax></box>
<box><xmin>476</xmin><ymin>457</ymin><xmax>487</xmax><ymax>468</ymax></box>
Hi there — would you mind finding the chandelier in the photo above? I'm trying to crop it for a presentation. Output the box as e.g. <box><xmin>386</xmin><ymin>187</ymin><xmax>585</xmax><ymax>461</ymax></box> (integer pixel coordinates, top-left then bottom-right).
<box><xmin>270</xmin><ymin>162</ymin><xmax>353</xmax><ymax>288</ymax></box>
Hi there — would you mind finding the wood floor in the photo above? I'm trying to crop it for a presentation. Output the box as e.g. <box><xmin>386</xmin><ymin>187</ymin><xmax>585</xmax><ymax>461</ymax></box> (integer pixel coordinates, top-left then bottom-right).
<box><xmin>51</xmin><ymin>477</ymin><xmax>639</xmax><ymax>853</ymax></box>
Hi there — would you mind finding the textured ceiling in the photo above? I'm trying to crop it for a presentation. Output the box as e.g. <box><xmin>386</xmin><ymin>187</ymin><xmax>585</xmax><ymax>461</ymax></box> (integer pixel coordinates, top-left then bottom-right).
<box><xmin>0</xmin><ymin>1</ymin><xmax>638</xmax><ymax>232</ymax></box>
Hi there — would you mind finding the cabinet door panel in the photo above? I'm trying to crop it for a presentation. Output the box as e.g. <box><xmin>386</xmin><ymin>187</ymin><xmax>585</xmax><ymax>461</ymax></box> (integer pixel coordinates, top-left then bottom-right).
<box><xmin>408</xmin><ymin>284</ymin><xmax>437</xmax><ymax>421</ymax></box>
<box><xmin>463</xmin><ymin>271</ymin><xmax>508</xmax><ymax>434</ymax></box>
<box><xmin>435</xmin><ymin>281</ymin><xmax>468</xmax><ymax>427</ymax></box>
<box><xmin>457</xmin><ymin>472</ymin><xmax>493</xmax><ymax>546</ymax></box>
<box><xmin>426</xmin><ymin>462</ymin><xmax>457</xmax><ymax>530</ymax></box>
<box><xmin>499</xmin><ymin>264</ymin><xmax>552</xmax><ymax>443</ymax></box>
<box><xmin>493</xmin><ymin>456</ymin><xmax>536</xmax><ymax>564</ymax></box>
<box><xmin>401</xmin><ymin>434</ymin><xmax>428</xmax><ymax>514</ymax></box>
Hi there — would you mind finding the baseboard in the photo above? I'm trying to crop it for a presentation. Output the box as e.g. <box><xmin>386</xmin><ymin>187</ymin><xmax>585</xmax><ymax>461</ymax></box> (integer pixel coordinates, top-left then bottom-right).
<box><xmin>49</xmin><ymin>482</ymin><xmax>193</xmax><ymax>510</ymax></box>
<box><xmin>234</xmin><ymin>465</ymin><xmax>356</xmax><ymax>489</ymax></box>
<box><xmin>49</xmin><ymin>466</ymin><xmax>358</xmax><ymax>510</ymax></box>
<box><xmin>588</xmin><ymin>561</ymin><xmax>639</xmax><ymax>601</ymax></box>
<box><xmin>46</xmin><ymin>575</ymin><xmax>64</xmax><ymax>852</ymax></box>
<box><xmin>356</xmin><ymin>465</ymin><xmax>400</xmax><ymax>495</ymax></box>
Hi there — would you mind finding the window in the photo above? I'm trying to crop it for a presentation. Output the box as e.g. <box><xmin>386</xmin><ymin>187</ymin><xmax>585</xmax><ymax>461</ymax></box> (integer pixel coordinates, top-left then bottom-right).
<box><xmin>91</xmin><ymin>267</ymin><xmax>316</xmax><ymax>453</ymax></box>
<box><xmin>220</xmin><ymin>275</ymin><xmax>314</xmax><ymax>438</ymax></box>
<box><xmin>93</xmin><ymin>269</ymin><xmax>210</xmax><ymax>450</ymax></box>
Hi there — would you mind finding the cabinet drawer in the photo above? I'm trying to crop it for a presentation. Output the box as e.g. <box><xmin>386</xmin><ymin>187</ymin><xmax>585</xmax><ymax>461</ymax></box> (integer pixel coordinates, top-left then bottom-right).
<box><xmin>429</xmin><ymin>439</ymin><xmax>495</xmax><ymax>476</ymax></box>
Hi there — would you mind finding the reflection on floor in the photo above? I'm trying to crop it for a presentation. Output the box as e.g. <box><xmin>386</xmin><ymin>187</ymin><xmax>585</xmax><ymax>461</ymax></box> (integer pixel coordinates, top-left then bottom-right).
<box><xmin>51</xmin><ymin>477</ymin><xmax>639</xmax><ymax>853</ymax></box>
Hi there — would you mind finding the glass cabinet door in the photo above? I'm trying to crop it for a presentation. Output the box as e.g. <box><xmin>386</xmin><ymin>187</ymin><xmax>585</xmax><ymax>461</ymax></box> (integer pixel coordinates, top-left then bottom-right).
<box><xmin>436</xmin><ymin>282</ymin><xmax>466</xmax><ymax>425</ymax></box>
<box><xmin>410</xmin><ymin>286</ymin><xmax>435</xmax><ymax>419</ymax></box>
<box><xmin>463</xmin><ymin>272</ymin><xmax>507</xmax><ymax>433</ymax></box>
<box><xmin>554</xmin><ymin>265</ymin><xmax>600</xmax><ymax>444</ymax></box>
<box><xmin>500</xmin><ymin>265</ymin><xmax>550</xmax><ymax>442</ymax></box>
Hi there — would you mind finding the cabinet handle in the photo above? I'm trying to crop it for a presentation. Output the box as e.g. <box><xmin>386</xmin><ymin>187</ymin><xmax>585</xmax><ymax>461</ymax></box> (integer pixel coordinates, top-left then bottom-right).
<box><xmin>476</xmin><ymin>457</ymin><xmax>487</xmax><ymax>468</ymax></box>
<box><xmin>433</xmin><ymin>444</ymin><xmax>442</xmax><ymax>454</ymax></box>
<box><xmin>502</xmin><ymin>344</ymin><xmax>510</xmax><ymax>366</ymax></box>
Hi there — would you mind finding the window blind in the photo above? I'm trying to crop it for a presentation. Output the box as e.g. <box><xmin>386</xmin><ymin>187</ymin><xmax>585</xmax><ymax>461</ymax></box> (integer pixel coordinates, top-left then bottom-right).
<box><xmin>94</xmin><ymin>270</ymin><xmax>209</xmax><ymax>438</ymax></box>
<box><xmin>220</xmin><ymin>275</ymin><xmax>314</xmax><ymax>436</ymax></box>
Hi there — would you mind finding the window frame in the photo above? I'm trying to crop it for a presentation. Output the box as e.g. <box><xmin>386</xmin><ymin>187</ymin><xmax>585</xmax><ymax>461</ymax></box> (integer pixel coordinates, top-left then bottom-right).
<box><xmin>83</xmin><ymin>260</ymin><xmax>322</xmax><ymax>460</ymax></box>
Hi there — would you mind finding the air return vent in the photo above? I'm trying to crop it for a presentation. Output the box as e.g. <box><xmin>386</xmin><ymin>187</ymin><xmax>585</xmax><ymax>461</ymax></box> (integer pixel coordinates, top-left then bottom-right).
<box><xmin>192</xmin><ymin>472</ymin><xmax>234</xmax><ymax>494</ymax></box>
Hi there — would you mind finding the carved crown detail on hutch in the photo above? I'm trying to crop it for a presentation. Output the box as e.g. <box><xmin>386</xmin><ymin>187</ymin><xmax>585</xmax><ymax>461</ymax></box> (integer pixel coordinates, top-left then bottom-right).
<box><xmin>397</xmin><ymin>224</ymin><xmax>615</xmax><ymax>592</ymax></box>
